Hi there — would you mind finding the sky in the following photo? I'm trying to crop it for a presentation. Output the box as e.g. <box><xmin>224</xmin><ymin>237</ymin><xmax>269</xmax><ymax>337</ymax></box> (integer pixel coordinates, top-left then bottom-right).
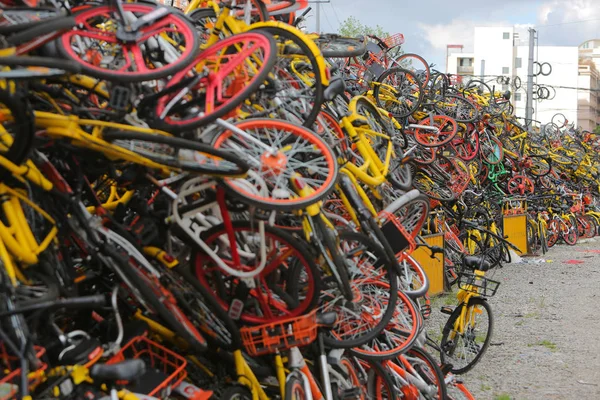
<box><xmin>306</xmin><ymin>0</ymin><xmax>600</xmax><ymax>69</ymax></box>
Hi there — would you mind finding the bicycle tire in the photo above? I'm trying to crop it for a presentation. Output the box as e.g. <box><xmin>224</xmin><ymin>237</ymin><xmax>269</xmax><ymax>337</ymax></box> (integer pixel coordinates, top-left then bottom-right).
<box><xmin>561</xmin><ymin>216</ymin><xmax>578</xmax><ymax>245</ymax></box>
<box><xmin>168</xmin><ymin>265</ymin><xmax>242</xmax><ymax>351</ymax></box>
<box><xmin>403</xmin><ymin>347</ymin><xmax>448</xmax><ymax>400</ymax></box>
<box><xmin>316</xmin><ymin>34</ymin><xmax>366</xmax><ymax>58</ymax></box>
<box><xmin>153</xmin><ymin>31</ymin><xmax>277</xmax><ymax>132</ymax></box>
<box><xmin>414</xmin><ymin>115</ymin><xmax>458</xmax><ymax>148</ymax></box>
<box><xmin>349</xmin><ymin>287</ymin><xmax>420</xmax><ymax>360</ymax></box>
<box><xmin>479</xmin><ymin>130</ymin><xmax>504</xmax><ymax>165</ymax></box>
<box><xmin>213</xmin><ymin>119</ymin><xmax>338</xmax><ymax>212</ymax></box>
<box><xmin>527</xmin><ymin>155</ymin><xmax>552</xmax><ymax>177</ymax></box>
<box><xmin>194</xmin><ymin>220</ymin><xmax>321</xmax><ymax>324</ymax></box>
<box><xmin>110</xmin><ymin>248</ymin><xmax>208</xmax><ymax>353</ymax></box>
<box><xmin>322</xmin><ymin>230</ymin><xmax>398</xmax><ymax>349</ymax></box>
<box><xmin>434</xmin><ymin>94</ymin><xmax>479</xmax><ymax>123</ymax></box>
<box><xmin>440</xmin><ymin>297</ymin><xmax>493</xmax><ymax>374</ymax></box>
<box><xmin>373</xmin><ymin>67</ymin><xmax>424</xmax><ymax>118</ymax></box>
<box><xmin>102</xmin><ymin>130</ymin><xmax>250</xmax><ymax>176</ymax></box>
<box><xmin>392</xmin><ymin>53</ymin><xmax>431</xmax><ymax>86</ymax></box>
<box><xmin>57</xmin><ymin>4</ymin><xmax>200</xmax><ymax>82</ymax></box>
<box><xmin>247</xmin><ymin>25</ymin><xmax>325</xmax><ymax>128</ymax></box>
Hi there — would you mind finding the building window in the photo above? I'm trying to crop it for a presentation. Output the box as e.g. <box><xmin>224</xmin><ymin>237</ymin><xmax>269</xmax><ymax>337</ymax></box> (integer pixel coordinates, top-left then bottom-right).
<box><xmin>515</xmin><ymin>58</ymin><xmax>522</xmax><ymax>68</ymax></box>
<box><xmin>503</xmin><ymin>32</ymin><xmax>510</xmax><ymax>40</ymax></box>
<box><xmin>515</xmin><ymin>93</ymin><xmax>521</xmax><ymax>101</ymax></box>
<box><xmin>582</xmin><ymin>42</ymin><xmax>589</xmax><ymax>49</ymax></box>
<box><xmin>459</xmin><ymin>58</ymin><xmax>473</xmax><ymax>67</ymax></box>
<box><xmin>502</xmin><ymin>67</ymin><xmax>509</xmax><ymax>74</ymax></box>
<box><xmin>502</xmin><ymin>84</ymin><xmax>509</xmax><ymax>92</ymax></box>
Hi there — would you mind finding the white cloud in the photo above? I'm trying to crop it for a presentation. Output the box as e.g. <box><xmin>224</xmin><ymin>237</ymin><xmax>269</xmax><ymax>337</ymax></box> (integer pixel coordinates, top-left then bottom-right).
<box><xmin>417</xmin><ymin>19</ymin><xmax>510</xmax><ymax>52</ymax></box>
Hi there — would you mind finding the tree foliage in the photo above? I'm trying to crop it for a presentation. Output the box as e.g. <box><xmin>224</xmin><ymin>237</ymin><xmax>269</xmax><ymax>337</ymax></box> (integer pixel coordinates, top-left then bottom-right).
<box><xmin>338</xmin><ymin>16</ymin><xmax>389</xmax><ymax>39</ymax></box>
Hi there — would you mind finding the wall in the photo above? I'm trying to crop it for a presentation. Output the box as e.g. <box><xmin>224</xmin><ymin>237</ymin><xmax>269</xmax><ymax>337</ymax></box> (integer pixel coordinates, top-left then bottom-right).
<box><xmin>512</xmin><ymin>46</ymin><xmax>579</xmax><ymax>127</ymax></box>
<box><xmin>473</xmin><ymin>27</ymin><xmax>515</xmax><ymax>78</ymax></box>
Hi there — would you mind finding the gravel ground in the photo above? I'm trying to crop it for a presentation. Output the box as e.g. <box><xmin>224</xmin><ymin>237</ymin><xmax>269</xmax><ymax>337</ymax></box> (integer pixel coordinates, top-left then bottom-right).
<box><xmin>425</xmin><ymin>239</ymin><xmax>600</xmax><ymax>400</ymax></box>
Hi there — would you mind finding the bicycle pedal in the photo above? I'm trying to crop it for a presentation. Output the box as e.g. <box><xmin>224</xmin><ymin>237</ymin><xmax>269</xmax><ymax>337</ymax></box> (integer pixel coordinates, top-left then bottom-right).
<box><xmin>421</xmin><ymin>304</ymin><xmax>432</xmax><ymax>319</ymax></box>
<box><xmin>109</xmin><ymin>85</ymin><xmax>132</xmax><ymax>111</ymax></box>
<box><xmin>440</xmin><ymin>306</ymin><xmax>455</xmax><ymax>315</ymax></box>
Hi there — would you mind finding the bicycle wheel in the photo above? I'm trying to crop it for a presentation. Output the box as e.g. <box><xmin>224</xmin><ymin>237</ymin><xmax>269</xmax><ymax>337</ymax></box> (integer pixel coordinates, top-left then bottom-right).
<box><xmin>321</xmin><ymin>231</ymin><xmax>398</xmax><ymax>349</ymax></box>
<box><xmin>57</xmin><ymin>4</ymin><xmax>199</xmax><ymax>82</ymax></box>
<box><xmin>373</xmin><ymin>67</ymin><xmax>424</xmax><ymax>118</ymax></box>
<box><xmin>527</xmin><ymin>155</ymin><xmax>551</xmax><ymax>177</ymax></box>
<box><xmin>440</xmin><ymin>297</ymin><xmax>493</xmax><ymax>374</ymax></box>
<box><xmin>212</xmin><ymin>119</ymin><xmax>338</xmax><ymax>211</ymax></box>
<box><xmin>451</xmin><ymin>125</ymin><xmax>479</xmax><ymax>162</ymax></box>
<box><xmin>546</xmin><ymin>219</ymin><xmax>562</xmax><ymax>248</ymax></box>
<box><xmin>413</xmin><ymin>172</ymin><xmax>455</xmax><ymax>201</ymax></box>
<box><xmin>349</xmin><ymin>287</ymin><xmax>419</xmax><ymax>360</ymax></box>
<box><xmin>381</xmin><ymin>192</ymin><xmax>430</xmax><ymax>240</ymax></box>
<box><xmin>246</xmin><ymin>25</ymin><xmax>325</xmax><ymax>128</ymax></box>
<box><xmin>561</xmin><ymin>216</ymin><xmax>578</xmax><ymax>245</ymax></box>
<box><xmin>397</xmin><ymin>253</ymin><xmax>430</xmax><ymax>299</ymax></box>
<box><xmin>401</xmin><ymin>347</ymin><xmax>447</xmax><ymax>399</ymax></box>
<box><xmin>163</xmin><ymin>265</ymin><xmax>241</xmax><ymax>351</ymax></box>
<box><xmin>285</xmin><ymin>375</ymin><xmax>308</xmax><ymax>400</ymax></box>
<box><xmin>102</xmin><ymin>130</ymin><xmax>250</xmax><ymax>176</ymax></box>
<box><xmin>479</xmin><ymin>130</ymin><xmax>504</xmax><ymax>165</ymax></box>
<box><xmin>507</xmin><ymin>175</ymin><xmax>534</xmax><ymax>196</ymax></box>
<box><xmin>392</xmin><ymin>53</ymin><xmax>431</xmax><ymax>86</ymax></box>
<box><xmin>539</xmin><ymin>221</ymin><xmax>549</xmax><ymax>254</ymax></box>
<box><xmin>193</xmin><ymin>220</ymin><xmax>321</xmax><ymax>324</ymax></box>
<box><xmin>316</xmin><ymin>34</ymin><xmax>366</xmax><ymax>58</ymax></box>
<box><xmin>527</xmin><ymin>218</ymin><xmax>540</xmax><ymax>255</ymax></box>
<box><xmin>152</xmin><ymin>31</ymin><xmax>277</xmax><ymax>132</ymax></box>
<box><xmin>109</xmin><ymin>249</ymin><xmax>208</xmax><ymax>353</ymax></box>
<box><xmin>414</xmin><ymin>115</ymin><xmax>458</xmax><ymax>148</ymax></box>
<box><xmin>434</xmin><ymin>94</ymin><xmax>479</xmax><ymax>123</ymax></box>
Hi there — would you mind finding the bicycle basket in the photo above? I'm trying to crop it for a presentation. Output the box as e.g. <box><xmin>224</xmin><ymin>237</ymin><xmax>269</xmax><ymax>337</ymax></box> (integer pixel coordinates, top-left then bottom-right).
<box><xmin>378</xmin><ymin>210</ymin><xmax>417</xmax><ymax>254</ymax></box>
<box><xmin>106</xmin><ymin>336</ymin><xmax>187</xmax><ymax>398</ymax></box>
<box><xmin>458</xmin><ymin>273</ymin><xmax>500</xmax><ymax>297</ymax></box>
<box><xmin>383</xmin><ymin>33</ymin><xmax>405</xmax><ymax>48</ymax></box>
<box><xmin>240</xmin><ymin>310</ymin><xmax>318</xmax><ymax>356</ymax></box>
<box><xmin>0</xmin><ymin>345</ymin><xmax>47</xmax><ymax>400</ymax></box>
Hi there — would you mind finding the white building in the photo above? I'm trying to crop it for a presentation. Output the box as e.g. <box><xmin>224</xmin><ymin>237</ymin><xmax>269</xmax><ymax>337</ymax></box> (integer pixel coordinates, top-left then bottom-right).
<box><xmin>446</xmin><ymin>26</ymin><xmax>581</xmax><ymax>129</ymax></box>
<box><xmin>578</xmin><ymin>40</ymin><xmax>600</xmax><ymax>131</ymax></box>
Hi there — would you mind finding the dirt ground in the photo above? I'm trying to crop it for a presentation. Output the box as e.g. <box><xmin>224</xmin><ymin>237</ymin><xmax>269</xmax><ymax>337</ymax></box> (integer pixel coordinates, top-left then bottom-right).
<box><xmin>426</xmin><ymin>239</ymin><xmax>600</xmax><ymax>400</ymax></box>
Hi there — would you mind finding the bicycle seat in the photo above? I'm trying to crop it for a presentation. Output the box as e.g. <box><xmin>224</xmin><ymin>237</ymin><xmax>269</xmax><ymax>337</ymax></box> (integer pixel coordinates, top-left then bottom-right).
<box><xmin>90</xmin><ymin>359</ymin><xmax>146</xmax><ymax>382</ymax></box>
<box><xmin>316</xmin><ymin>312</ymin><xmax>337</xmax><ymax>328</ymax></box>
<box><xmin>463</xmin><ymin>255</ymin><xmax>492</xmax><ymax>272</ymax></box>
<box><xmin>323</xmin><ymin>76</ymin><xmax>346</xmax><ymax>101</ymax></box>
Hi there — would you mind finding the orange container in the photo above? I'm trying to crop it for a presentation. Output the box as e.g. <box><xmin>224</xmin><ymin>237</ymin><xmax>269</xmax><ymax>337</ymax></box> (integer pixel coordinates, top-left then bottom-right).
<box><xmin>240</xmin><ymin>311</ymin><xmax>318</xmax><ymax>356</ymax></box>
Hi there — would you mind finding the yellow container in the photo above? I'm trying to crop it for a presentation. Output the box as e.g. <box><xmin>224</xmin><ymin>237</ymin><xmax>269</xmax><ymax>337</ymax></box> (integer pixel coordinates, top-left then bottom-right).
<box><xmin>411</xmin><ymin>233</ymin><xmax>445</xmax><ymax>295</ymax></box>
<box><xmin>503</xmin><ymin>214</ymin><xmax>527</xmax><ymax>256</ymax></box>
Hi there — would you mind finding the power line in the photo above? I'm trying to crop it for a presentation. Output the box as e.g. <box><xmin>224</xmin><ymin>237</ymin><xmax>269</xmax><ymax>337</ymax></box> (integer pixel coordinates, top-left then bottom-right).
<box><xmin>321</xmin><ymin>5</ymin><xmax>335</xmax><ymax>31</ymax></box>
<box><xmin>536</xmin><ymin>17</ymin><xmax>600</xmax><ymax>29</ymax></box>
<box><xmin>329</xmin><ymin>0</ymin><xmax>342</xmax><ymax>27</ymax></box>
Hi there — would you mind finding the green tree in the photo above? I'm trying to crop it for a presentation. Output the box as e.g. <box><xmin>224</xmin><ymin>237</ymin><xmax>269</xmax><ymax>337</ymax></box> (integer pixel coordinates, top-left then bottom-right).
<box><xmin>337</xmin><ymin>16</ymin><xmax>407</xmax><ymax>63</ymax></box>
<box><xmin>594</xmin><ymin>125</ymin><xmax>600</xmax><ymax>135</ymax></box>
<box><xmin>338</xmin><ymin>16</ymin><xmax>389</xmax><ymax>39</ymax></box>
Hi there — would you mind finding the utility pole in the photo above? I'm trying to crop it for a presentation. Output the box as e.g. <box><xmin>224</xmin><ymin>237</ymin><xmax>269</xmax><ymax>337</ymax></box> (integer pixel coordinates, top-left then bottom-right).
<box><xmin>526</xmin><ymin>27</ymin><xmax>536</xmax><ymax>128</ymax></box>
<box><xmin>480</xmin><ymin>59</ymin><xmax>485</xmax><ymax>82</ymax></box>
<box><xmin>316</xmin><ymin>1</ymin><xmax>321</xmax><ymax>33</ymax></box>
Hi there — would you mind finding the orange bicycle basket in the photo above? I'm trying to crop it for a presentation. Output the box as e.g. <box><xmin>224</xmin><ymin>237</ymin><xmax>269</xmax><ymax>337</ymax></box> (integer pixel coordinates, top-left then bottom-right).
<box><xmin>240</xmin><ymin>310</ymin><xmax>318</xmax><ymax>356</ymax></box>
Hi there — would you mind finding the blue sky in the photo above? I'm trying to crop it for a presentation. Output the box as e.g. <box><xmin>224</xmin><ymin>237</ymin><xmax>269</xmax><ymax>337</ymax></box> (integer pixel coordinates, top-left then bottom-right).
<box><xmin>306</xmin><ymin>0</ymin><xmax>600</xmax><ymax>68</ymax></box>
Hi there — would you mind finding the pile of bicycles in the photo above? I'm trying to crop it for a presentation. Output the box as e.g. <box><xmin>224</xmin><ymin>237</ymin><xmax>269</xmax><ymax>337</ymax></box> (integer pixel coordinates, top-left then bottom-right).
<box><xmin>1</xmin><ymin>0</ymin><xmax>599</xmax><ymax>399</ymax></box>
